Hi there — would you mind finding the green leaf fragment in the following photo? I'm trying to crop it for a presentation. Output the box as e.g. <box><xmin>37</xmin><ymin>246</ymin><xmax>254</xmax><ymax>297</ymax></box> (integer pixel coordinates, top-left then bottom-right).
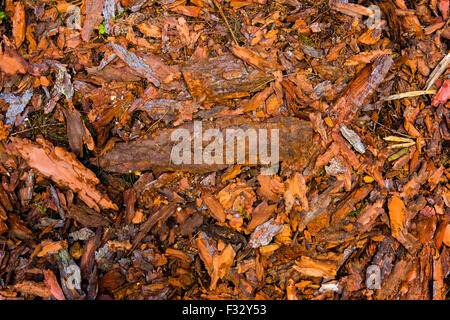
<box><xmin>237</xmin><ymin>206</ymin><xmax>248</xmax><ymax>219</ymax></box>
<box><xmin>99</xmin><ymin>24</ymin><xmax>106</xmax><ymax>34</ymax></box>
<box><xmin>388</xmin><ymin>147</ymin><xmax>409</xmax><ymax>162</ymax></box>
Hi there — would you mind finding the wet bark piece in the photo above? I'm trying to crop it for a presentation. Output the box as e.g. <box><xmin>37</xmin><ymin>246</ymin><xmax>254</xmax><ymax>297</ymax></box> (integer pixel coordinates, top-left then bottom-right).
<box><xmin>63</xmin><ymin>107</ymin><xmax>95</xmax><ymax>157</ymax></box>
<box><xmin>6</xmin><ymin>137</ymin><xmax>117</xmax><ymax>212</ymax></box>
<box><xmin>387</xmin><ymin>195</ymin><xmax>419</xmax><ymax>254</ymax></box>
<box><xmin>180</xmin><ymin>213</ymin><xmax>203</xmax><ymax>236</ymax></box>
<box><xmin>376</xmin><ymin>257</ymin><xmax>413</xmax><ymax>299</ymax></box>
<box><xmin>328</xmin><ymin>55</ymin><xmax>393</xmax><ymax>126</ymax></box>
<box><xmin>247</xmin><ymin>202</ymin><xmax>276</xmax><ymax>231</ymax></box>
<box><xmin>135</xmin><ymin>99</ymin><xmax>199</xmax><ymax>125</ymax></box>
<box><xmin>82</xmin><ymin>0</ymin><xmax>105</xmax><ymax>42</ymax></box>
<box><xmin>130</xmin><ymin>204</ymin><xmax>177</xmax><ymax>253</ymax></box>
<box><xmin>181</xmin><ymin>54</ymin><xmax>273</xmax><ymax>102</ymax></box>
<box><xmin>198</xmin><ymin>223</ymin><xmax>247</xmax><ymax>246</ymax></box>
<box><xmin>202</xmin><ymin>192</ymin><xmax>226</xmax><ymax>222</ymax></box>
<box><xmin>110</xmin><ymin>43</ymin><xmax>161</xmax><ymax>87</ymax></box>
<box><xmin>96</xmin><ymin>116</ymin><xmax>316</xmax><ymax>174</ymax></box>
<box><xmin>13</xmin><ymin>281</ymin><xmax>52</xmax><ymax>298</ymax></box>
<box><xmin>379</xmin><ymin>1</ymin><xmax>405</xmax><ymax>47</ymax></box>
<box><xmin>67</xmin><ymin>204</ymin><xmax>111</xmax><ymax>228</ymax></box>
<box><xmin>0</xmin><ymin>46</ymin><xmax>29</xmax><ymax>75</ymax></box>
<box><xmin>293</xmin><ymin>256</ymin><xmax>339</xmax><ymax>279</ymax></box>
<box><xmin>248</xmin><ymin>218</ymin><xmax>284</xmax><ymax>248</ymax></box>
<box><xmin>12</xmin><ymin>2</ymin><xmax>25</xmax><ymax>48</ymax></box>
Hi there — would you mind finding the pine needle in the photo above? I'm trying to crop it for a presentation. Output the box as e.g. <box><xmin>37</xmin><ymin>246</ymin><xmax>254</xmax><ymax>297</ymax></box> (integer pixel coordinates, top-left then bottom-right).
<box><xmin>425</xmin><ymin>53</ymin><xmax>450</xmax><ymax>90</ymax></box>
<box><xmin>53</xmin><ymin>2</ymin><xmax>65</xmax><ymax>26</ymax></box>
<box><xmin>381</xmin><ymin>90</ymin><xmax>436</xmax><ymax>101</ymax></box>
<box><xmin>211</xmin><ymin>0</ymin><xmax>239</xmax><ymax>46</ymax></box>
<box><xmin>211</xmin><ymin>0</ymin><xmax>250</xmax><ymax>72</ymax></box>
<box><xmin>387</xmin><ymin>142</ymin><xmax>415</xmax><ymax>149</ymax></box>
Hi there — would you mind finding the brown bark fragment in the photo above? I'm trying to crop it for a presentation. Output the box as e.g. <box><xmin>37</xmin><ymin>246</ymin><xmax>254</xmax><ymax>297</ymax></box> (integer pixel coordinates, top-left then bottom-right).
<box><xmin>202</xmin><ymin>193</ymin><xmax>226</xmax><ymax>223</ymax></box>
<box><xmin>181</xmin><ymin>54</ymin><xmax>273</xmax><ymax>102</ymax></box>
<box><xmin>82</xmin><ymin>0</ymin><xmax>105</xmax><ymax>42</ymax></box>
<box><xmin>293</xmin><ymin>256</ymin><xmax>338</xmax><ymax>279</ymax></box>
<box><xmin>328</xmin><ymin>55</ymin><xmax>393</xmax><ymax>126</ymax></box>
<box><xmin>96</xmin><ymin>117</ymin><xmax>316</xmax><ymax>174</ymax></box>
<box><xmin>6</xmin><ymin>137</ymin><xmax>117</xmax><ymax>212</ymax></box>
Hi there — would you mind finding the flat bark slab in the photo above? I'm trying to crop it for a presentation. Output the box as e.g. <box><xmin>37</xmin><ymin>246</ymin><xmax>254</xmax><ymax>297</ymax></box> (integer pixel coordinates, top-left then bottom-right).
<box><xmin>181</xmin><ymin>54</ymin><xmax>273</xmax><ymax>102</ymax></box>
<box><xmin>96</xmin><ymin>116</ymin><xmax>316</xmax><ymax>174</ymax></box>
<box><xmin>328</xmin><ymin>54</ymin><xmax>393</xmax><ymax>126</ymax></box>
<box><xmin>6</xmin><ymin>137</ymin><xmax>117</xmax><ymax>212</ymax></box>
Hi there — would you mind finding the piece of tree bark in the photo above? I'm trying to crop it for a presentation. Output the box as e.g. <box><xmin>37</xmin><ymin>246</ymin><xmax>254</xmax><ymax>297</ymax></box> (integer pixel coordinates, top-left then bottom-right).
<box><xmin>63</xmin><ymin>107</ymin><xmax>95</xmax><ymax>157</ymax></box>
<box><xmin>129</xmin><ymin>204</ymin><xmax>177</xmax><ymax>253</ymax></box>
<box><xmin>328</xmin><ymin>54</ymin><xmax>393</xmax><ymax>127</ymax></box>
<box><xmin>95</xmin><ymin>116</ymin><xmax>317</xmax><ymax>174</ymax></box>
<box><xmin>67</xmin><ymin>204</ymin><xmax>112</xmax><ymax>228</ymax></box>
<box><xmin>6</xmin><ymin>137</ymin><xmax>117</xmax><ymax>212</ymax></box>
<box><xmin>82</xmin><ymin>0</ymin><xmax>105</xmax><ymax>42</ymax></box>
<box><xmin>181</xmin><ymin>54</ymin><xmax>273</xmax><ymax>102</ymax></box>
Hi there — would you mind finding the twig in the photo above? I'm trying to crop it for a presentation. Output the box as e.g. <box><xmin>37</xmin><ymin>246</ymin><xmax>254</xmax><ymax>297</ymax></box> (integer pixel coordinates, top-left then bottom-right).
<box><xmin>10</xmin><ymin>123</ymin><xmax>63</xmax><ymax>136</ymax></box>
<box><xmin>381</xmin><ymin>89</ymin><xmax>436</xmax><ymax>101</ymax></box>
<box><xmin>145</xmin><ymin>109</ymin><xmax>169</xmax><ymax>134</ymax></box>
<box><xmin>371</xmin><ymin>120</ymin><xmax>414</xmax><ymax>138</ymax></box>
<box><xmin>211</xmin><ymin>0</ymin><xmax>239</xmax><ymax>46</ymax></box>
<box><xmin>424</xmin><ymin>53</ymin><xmax>450</xmax><ymax>90</ymax></box>
<box><xmin>371</xmin><ymin>120</ymin><xmax>431</xmax><ymax>140</ymax></box>
<box><xmin>211</xmin><ymin>0</ymin><xmax>250</xmax><ymax>72</ymax></box>
<box><xmin>248</xmin><ymin>76</ymin><xmax>276</xmax><ymax>93</ymax></box>
<box><xmin>307</xmin><ymin>7</ymin><xmax>330</xmax><ymax>27</ymax></box>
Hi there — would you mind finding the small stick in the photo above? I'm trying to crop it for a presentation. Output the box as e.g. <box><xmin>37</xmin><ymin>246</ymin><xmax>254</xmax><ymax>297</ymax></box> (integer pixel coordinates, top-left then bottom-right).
<box><xmin>10</xmin><ymin>123</ymin><xmax>63</xmax><ymax>136</ymax></box>
<box><xmin>381</xmin><ymin>89</ymin><xmax>436</xmax><ymax>101</ymax></box>
<box><xmin>424</xmin><ymin>53</ymin><xmax>450</xmax><ymax>90</ymax></box>
<box><xmin>211</xmin><ymin>0</ymin><xmax>250</xmax><ymax>72</ymax></box>
<box><xmin>144</xmin><ymin>109</ymin><xmax>169</xmax><ymax>134</ymax></box>
<box><xmin>212</xmin><ymin>0</ymin><xmax>239</xmax><ymax>46</ymax></box>
<box><xmin>371</xmin><ymin>120</ymin><xmax>415</xmax><ymax>139</ymax></box>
